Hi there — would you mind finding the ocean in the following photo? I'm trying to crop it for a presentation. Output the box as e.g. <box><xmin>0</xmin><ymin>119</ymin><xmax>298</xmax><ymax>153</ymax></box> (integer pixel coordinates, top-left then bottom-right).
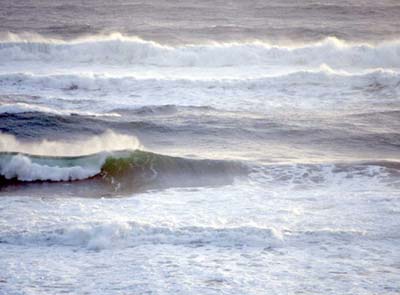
<box><xmin>0</xmin><ymin>1</ymin><xmax>399</xmax><ymax>294</ymax></box>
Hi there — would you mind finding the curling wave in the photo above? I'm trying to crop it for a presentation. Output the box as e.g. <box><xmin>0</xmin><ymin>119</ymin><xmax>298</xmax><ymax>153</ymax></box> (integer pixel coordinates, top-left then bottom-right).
<box><xmin>0</xmin><ymin>150</ymin><xmax>248</xmax><ymax>195</ymax></box>
<box><xmin>1</xmin><ymin>34</ymin><xmax>400</xmax><ymax>68</ymax></box>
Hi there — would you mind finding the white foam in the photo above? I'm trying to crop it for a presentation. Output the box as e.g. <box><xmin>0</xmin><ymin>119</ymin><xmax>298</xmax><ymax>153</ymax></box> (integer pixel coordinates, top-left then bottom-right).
<box><xmin>0</xmin><ymin>154</ymin><xmax>100</xmax><ymax>181</ymax></box>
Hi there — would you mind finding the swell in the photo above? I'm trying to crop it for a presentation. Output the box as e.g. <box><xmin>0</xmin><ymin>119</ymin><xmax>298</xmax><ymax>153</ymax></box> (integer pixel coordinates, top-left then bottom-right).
<box><xmin>1</xmin><ymin>35</ymin><xmax>400</xmax><ymax>68</ymax></box>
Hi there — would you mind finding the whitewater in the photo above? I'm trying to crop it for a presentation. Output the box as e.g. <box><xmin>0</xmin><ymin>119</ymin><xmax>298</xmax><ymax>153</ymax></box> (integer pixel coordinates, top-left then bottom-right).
<box><xmin>1</xmin><ymin>1</ymin><xmax>400</xmax><ymax>294</ymax></box>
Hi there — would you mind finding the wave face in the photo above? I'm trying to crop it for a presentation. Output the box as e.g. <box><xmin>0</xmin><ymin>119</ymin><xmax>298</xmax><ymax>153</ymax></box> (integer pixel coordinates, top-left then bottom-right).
<box><xmin>1</xmin><ymin>35</ymin><xmax>400</xmax><ymax>68</ymax></box>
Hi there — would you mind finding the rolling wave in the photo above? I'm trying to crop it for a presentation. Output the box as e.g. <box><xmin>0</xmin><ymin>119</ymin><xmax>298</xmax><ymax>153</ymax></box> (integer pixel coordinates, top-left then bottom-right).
<box><xmin>1</xmin><ymin>34</ymin><xmax>400</xmax><ymax>68</ymax></box>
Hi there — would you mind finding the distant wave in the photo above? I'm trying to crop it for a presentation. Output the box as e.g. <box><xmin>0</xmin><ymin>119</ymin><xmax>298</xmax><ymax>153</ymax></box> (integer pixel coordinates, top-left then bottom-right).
<box><xmin>1</xmin><ymin>34</ymin><xmax>400</xmax><ymax>68</ymax></box>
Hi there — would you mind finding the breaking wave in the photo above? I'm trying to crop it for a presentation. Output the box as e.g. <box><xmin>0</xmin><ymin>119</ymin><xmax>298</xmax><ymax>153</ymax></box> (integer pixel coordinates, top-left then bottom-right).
<box><xmin>0</xmin><ymin>149</ymin><xmax>244</xmax><ymax>183</ymax></box>
<box><xmin>1</xmin><ymin>34</ymin><xmax>400</xmax><ymax>68</ymax></box>
<box><xmin>0</xmin><ymin>130</ymin><xmax>247</xmax><ymax>195</ymax></box>
<box><xmin>1</xmin><ymin>149</ymin><xmax>398</xmax><ymax>196</ymax></box>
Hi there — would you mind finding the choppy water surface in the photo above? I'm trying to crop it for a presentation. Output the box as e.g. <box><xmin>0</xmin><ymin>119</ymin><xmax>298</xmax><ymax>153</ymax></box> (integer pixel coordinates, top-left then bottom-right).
<box><xmin>0</xmin><ymin>1</ymin><xmax>399</xmax><ymax>294</ymax></box>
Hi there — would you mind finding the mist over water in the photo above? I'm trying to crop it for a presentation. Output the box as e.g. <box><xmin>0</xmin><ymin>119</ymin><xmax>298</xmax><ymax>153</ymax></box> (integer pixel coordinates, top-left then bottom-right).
<box><xmin>0</xmin><ymin>1</ymin><xmax>399</xmax><ymax>294</ymax></box>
